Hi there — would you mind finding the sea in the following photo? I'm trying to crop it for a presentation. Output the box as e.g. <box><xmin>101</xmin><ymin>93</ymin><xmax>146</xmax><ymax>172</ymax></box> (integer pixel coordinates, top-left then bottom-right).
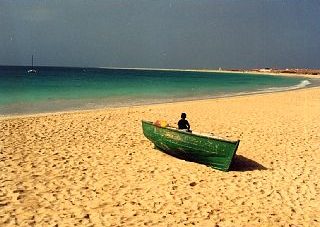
<box><xmin>0</xmin><ymin>66</ymin><xmax>316</xmax><ymax>116</ymax></box>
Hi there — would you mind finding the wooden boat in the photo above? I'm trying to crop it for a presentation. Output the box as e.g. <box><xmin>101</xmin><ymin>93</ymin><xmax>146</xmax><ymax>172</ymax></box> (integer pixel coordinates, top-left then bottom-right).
<box><xmin>142</xmin><ymin>120</ymin><xmax>240</xmax><ymax>171</ymax></box>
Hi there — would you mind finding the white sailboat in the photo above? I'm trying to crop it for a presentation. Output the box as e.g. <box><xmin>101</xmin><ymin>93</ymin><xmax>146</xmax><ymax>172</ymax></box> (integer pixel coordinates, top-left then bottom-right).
<box><xmin>27</xmin><ymin>55</ymin><xmax>37</xmax><ymax>73</ymax></box>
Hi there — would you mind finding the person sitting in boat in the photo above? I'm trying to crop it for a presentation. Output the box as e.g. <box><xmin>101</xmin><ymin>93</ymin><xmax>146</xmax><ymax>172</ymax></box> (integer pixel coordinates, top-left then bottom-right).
<box><xmin>178</xmin><ymin>113</ymin><xmax>191</xmax><ymax>132</ymax></box>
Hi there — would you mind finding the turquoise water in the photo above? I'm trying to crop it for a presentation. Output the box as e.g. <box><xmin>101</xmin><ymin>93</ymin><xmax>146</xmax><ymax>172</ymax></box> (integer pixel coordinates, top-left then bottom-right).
<box><xmin>0</xmin><ymin>66</ymin><xmax>311</xmax><ymax>115</ymax></box>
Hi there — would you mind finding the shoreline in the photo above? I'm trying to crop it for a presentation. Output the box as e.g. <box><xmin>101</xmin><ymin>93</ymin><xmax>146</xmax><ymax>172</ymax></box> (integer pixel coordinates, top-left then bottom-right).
<box><xmin>0</xmin><ymin>71</ymin><xmax>320</xmax><ymax>120</ymax></box>
<box><xmin>1</xmin><ymin>76</ymin><xmax>319</xmax><ymax>120</ymax></box>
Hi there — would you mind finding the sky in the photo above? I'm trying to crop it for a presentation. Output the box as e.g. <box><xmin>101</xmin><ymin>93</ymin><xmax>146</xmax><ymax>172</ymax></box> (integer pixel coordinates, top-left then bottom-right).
<box><xmin>0</xmin><ymin>0</ymin><xmax>320</xmax><ymax>69</ymax></box>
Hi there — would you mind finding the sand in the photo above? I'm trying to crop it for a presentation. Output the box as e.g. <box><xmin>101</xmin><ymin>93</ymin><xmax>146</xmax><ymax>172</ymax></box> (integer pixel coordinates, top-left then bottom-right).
<box><xmin>1</xmin><ymin>87</ymin><xmax>320</xmax><ymax>226</ymax></box>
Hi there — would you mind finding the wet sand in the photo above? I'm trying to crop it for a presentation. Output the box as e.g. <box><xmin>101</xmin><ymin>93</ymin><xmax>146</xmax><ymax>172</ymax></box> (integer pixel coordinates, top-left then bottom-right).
<box><xmin>1</xmin><ymin>87</ymin><xmax>319</xmax><ymax>226</ymax></box>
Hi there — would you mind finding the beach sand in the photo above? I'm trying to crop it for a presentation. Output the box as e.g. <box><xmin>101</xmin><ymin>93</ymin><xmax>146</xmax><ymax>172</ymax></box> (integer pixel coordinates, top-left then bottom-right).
<box><xmin>1</xmin><ymin>87</ymin><xmax>319</xmax><ymax>226</ymax></box>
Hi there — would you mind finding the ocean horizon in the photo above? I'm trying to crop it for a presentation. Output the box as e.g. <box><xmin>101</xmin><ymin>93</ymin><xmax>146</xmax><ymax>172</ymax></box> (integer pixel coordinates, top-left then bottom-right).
<box><xmin>0</xmin><ymin>66</ymin><xmax>316</xmax><ymax>116</ymax></box>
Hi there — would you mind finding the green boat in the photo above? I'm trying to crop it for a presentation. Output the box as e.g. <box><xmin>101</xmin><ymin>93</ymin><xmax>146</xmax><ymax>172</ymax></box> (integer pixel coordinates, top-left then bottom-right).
<box><xmin>142</xmin><ymin>120</ymin><xmax>240</xmax><ymax>171</ymax></box>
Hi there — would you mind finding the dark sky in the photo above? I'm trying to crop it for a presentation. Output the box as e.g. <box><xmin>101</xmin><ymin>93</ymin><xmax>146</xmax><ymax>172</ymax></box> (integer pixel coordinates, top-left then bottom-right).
<box><xmin>1</xmin><ymin>0</ymin><xmax>320</xmax><ymax>69</ymax></box>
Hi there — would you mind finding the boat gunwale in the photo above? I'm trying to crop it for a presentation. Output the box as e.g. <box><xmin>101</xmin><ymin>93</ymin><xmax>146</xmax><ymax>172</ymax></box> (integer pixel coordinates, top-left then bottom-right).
<box><xmin>142</xmin><ymin>120</ymin><xmax>240</xmax><ymax>144</ymax></box>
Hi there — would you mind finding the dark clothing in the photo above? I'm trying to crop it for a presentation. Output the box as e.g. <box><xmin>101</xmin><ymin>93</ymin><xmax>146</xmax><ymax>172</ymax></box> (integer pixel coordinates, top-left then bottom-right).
<box><xmin>178</xmin><ymin>119</ymin><xmax>190</xmax><ymax>130</ymax></box>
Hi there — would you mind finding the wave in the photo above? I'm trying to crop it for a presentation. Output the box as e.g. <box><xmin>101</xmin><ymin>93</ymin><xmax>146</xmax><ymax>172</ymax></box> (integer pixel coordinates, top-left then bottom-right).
<box><xmin>259</xmin><ymin>80</ymin><xmax>311</xmax><ymax>92</ymax></box>
<box><xmin>223</xmin><ymin>80</ymin><xmax>312</xmax><ymax>98</ymax></box>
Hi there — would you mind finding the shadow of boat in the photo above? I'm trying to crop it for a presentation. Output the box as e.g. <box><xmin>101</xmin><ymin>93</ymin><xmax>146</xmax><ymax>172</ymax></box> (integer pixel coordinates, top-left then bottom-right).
<box><xmin>229</xmin><ymin>155</ymin><xmax>267</xmax><ymax>172</ymax></box>
<box><xmin>155</xmin><ymin>146</ymin><xmax>267</xmax><ymax>172</ymax></box>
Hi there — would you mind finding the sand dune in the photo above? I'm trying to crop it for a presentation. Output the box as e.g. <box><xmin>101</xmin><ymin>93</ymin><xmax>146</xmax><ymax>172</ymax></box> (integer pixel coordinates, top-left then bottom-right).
<box><xmin>1</xmin><ymin>87</ymin><xmax>319</xmax><ymax>226</ymax></box>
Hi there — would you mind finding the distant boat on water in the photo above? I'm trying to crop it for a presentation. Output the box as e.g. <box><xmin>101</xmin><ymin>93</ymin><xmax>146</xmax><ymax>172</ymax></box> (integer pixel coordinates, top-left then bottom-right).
<box><xmin>27</xmin><ymin>55</ymin><xmax>37</xmax><ymax>74</ymax></box>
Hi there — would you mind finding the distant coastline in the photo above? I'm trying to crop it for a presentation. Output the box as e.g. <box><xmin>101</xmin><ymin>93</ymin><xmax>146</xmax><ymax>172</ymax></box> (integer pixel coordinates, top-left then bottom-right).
<box><xmin>1</xmin><ymin>65</ymin><xmax>320</xmax><ymax>79</ymax></box>
<box><xmin>100</xmin><ymin>66</ymin><xmax>320</xmax><ymax>79</ymax></box>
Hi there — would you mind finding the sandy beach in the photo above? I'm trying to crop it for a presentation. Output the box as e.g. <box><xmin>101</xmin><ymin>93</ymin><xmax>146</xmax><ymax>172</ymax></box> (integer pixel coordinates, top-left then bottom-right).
<box><xmin>1</xmin><ymin>85</ymin><xmax>320</xmax><ymax>226</ymax></box>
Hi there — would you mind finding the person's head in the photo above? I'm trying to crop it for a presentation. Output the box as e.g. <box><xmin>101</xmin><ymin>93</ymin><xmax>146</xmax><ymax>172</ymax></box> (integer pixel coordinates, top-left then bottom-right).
<box><xmin>181</xmin><ymin>113</ymin><xmax>186</xmax><ymax>119</ymax></box>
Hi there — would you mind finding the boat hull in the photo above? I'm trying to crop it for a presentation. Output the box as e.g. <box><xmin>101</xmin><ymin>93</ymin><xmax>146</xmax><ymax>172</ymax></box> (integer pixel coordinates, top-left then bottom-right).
<box><xmin>142</xmin><ymin>120</ymin><xmax>240</xmax><ymax>171</ymax></box>
<box><xmin>27</xmin><ymin>69</ymin><xmax>37</xmax><ymax>73</ymax></box>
